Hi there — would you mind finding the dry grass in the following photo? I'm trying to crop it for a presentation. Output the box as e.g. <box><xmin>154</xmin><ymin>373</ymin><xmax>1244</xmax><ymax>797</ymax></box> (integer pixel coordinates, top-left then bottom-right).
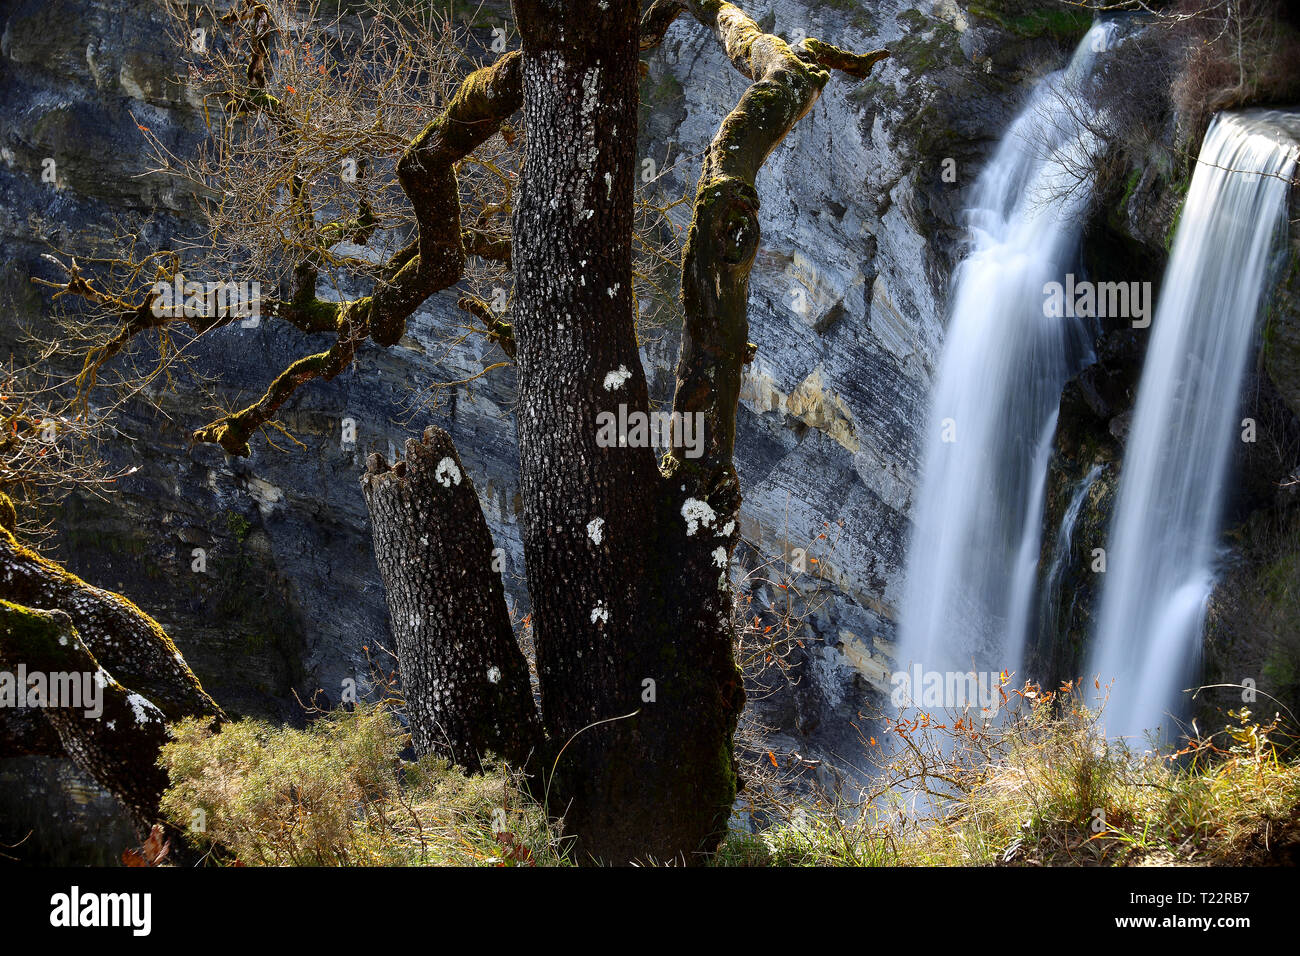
<box><xmin>716</xmin><ymin>689</ymin><xmax>1300</xmax><ymax>867</ymax></box>
<box><xmin>159</xmin><ymin>703</ymin><xmax>569</xmax><ymax>866</ymax></box>
<box><xmin>158</xmin><ymin>690</ymin><xmax>1300</xmax><ymax>867</ymax></box>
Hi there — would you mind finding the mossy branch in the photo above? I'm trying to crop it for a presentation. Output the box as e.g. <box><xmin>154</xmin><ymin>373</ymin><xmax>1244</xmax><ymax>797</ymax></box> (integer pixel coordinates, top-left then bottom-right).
<box><xmin>187</xmin><ymin>51</ymin><xmax>524</xmax><ymax>456</ymax></box>
<box><xmin>664</xmin><ymin>1</ymin><xmax>888</xmax><ymax>489</ymax></box>
<box><xmin>0</xmin><ymin>600</ymin><xmax>221</xmax><ymax>839</ymax></box>
<box><xmin>0</xmin><ymin>524</ymin><xmax>221</xmax><ymax>720</ymax></box>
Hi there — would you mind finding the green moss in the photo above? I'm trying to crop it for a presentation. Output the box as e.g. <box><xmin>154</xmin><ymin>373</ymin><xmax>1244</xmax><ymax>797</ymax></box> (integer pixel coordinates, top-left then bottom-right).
<box><xmin>648</xmin><ymin>69</ymin><xmax>683</xmax><ymax>109</ymax></box>
<box><xmin>896</xmin><ymin>8</ymin><xmax>929</xmax><ymax>32</ymax></box>
<box><xmin>851</xmin><ymin>11</ymin><xmax>879</xmax><ymax>34</ymax></box>
<box><xmin>1261</xmin><ymin>244</ymin><xmax>1300</xmax><ymax>364</ymax></box>
<box><xmin>887</xmin><ymin>14</ymin><xmax>964</xmax><ymax>75</ymax></box>
<box><xmin>1263</xmin><ymin>647</ymin><xmax>1298</xmax><ymax>695</ymax></box>
<box><xmin>848</xmin><ymin>76</ymin><xmax>899</xmax><ymax>111</ymax></box>
<box><xmin>1164</xmin><ymin>195</ymin><xmax>1186</xmax><ymax>252</ymax></box>
<box><xmin>969</xmin><ymin>3</ymin><xmax>1092</xmax><ymax>41</ymax></box>
<box><xmin>0</xmin><ymin>600</ymin><xmax>66</xmax><ymax>658</ymax></box>
<box><xmin>1119</xmin><ymin>168</ymin><xmax>1142</xmax><ymax>211</ymax></box>
<box><xmin>225</xmin><ymin>510</ymin><xmax>252</xmax><ymax>543</ymax></box>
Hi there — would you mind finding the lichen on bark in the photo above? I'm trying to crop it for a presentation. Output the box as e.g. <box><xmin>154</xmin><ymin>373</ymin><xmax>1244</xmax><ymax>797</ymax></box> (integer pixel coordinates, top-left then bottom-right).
<box><xmin>361</xmin><ymin>426</ymin><xmax>542</xmax><ymax>772</ymax></box>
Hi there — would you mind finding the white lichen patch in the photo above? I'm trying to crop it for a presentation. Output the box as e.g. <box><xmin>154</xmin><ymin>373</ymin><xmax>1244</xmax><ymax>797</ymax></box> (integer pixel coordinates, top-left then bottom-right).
<box><xmin>434</xmin><ymin>457</ymin><xmax>462</xmax><ymax>488</ymax></box>
<box><xmin>586</xmin><ymin>517</ymin><xmax>606</xmax><ymax>545</ymax></box>
<box><xmin>126</xmin><ymin>692</ymin><xmax>161</xmax><ymax>724</ymax></box>
<box><xmin>719</xmin><ymin>519</ymin><xmax>736</xmax><ymax>538</ymax></box>
<box><xmin>603</xmin><ymin>365</ymin><xmax>631</xmax><ymax>391</ymax></box>
<box><xmin>711</xmin><ymin>546</ymin><xmax>728</xmax><ymax>568</ymax></box>
<box><xmin>487</xmin><ymin>666</ymin><xmax>501</xmax><ymax>685</ymax></box>
<box><xmin>681</xmin><ymin>497</ymin><xmax>716</xmax><ymax>536</ymax></box>
<box><xmin>590</xmin><ymin>602</ymin><xmax>609</xmax><ymax>625</ymax></box>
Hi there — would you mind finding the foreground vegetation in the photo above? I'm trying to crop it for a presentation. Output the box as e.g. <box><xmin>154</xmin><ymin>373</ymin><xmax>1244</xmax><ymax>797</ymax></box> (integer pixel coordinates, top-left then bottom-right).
<box><xmin>155</xmin><ymin>691</ymin><xmax>1300</xmax><ymax>866</ymax></box>
<box><xmin>159</xmin><ymin>705</ymin><xmax>566</xmax><ymax>866</ymax></box>
<box><xmin>723</xmin><ymin>694</ymin><xmax>1300</xmax><ymax>867</ymax></box>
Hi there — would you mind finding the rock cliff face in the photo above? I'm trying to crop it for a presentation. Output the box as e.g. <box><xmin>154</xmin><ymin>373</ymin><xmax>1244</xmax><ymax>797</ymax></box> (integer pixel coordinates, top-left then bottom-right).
<box><xmin>0</xmin><ymin>0</ymin><xmax>1099</xmax><ymax>856</ymax></box>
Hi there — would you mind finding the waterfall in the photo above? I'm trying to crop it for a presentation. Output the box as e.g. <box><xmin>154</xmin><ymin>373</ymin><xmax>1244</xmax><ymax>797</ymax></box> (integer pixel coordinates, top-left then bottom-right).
<box><xmin>895</xmin><ymin>23</ymin><xmax>1114</xmax><ymax>693</ymax></box>
<box><xmin>1088</xmin><ymin>112</ymin><xmax>1298</xmax><ymax>743</ymax></box>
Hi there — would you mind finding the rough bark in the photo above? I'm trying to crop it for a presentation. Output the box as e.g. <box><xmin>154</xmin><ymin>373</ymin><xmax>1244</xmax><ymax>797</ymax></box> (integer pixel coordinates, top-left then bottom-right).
<box><xmin>0</xmin><ymin>524</ymin><xmax>221</xmax><ymax>720</ymax></box>
<box><xmin>0</xmin><ymin>499</ymin><xmax>224</xmax><ymax>841</ymax></box>
<box><xmin>362</xmin><ymin>427</ymin><xmax>542</xmax><ymax>771</ymax></box>
<box><xmin>0</xmin><ymin>704</ymin><xmax>64</xmax><ymax>757</ymax></box>
<box><xmin>0</xmin><ymin>601</ymin><xmax>221</xmax><ymax>841</ymax></box>
<box><xmin>509</xmin><ymin>0</ymin><xmax>721</xmax><ymax>863</ymax></box>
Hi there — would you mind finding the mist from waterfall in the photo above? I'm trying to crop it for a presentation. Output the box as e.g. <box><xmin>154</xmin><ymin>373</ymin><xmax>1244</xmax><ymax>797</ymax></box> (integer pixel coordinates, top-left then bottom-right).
<box><xmin>1088</xmin><ymin>112</ymin><xmax>1299</xmax><ymax>743</ymax></box>
<box><xmin>895</xmin><ymin>24</ymin><xmax>1115</xmax><ymax>691</ymax></box>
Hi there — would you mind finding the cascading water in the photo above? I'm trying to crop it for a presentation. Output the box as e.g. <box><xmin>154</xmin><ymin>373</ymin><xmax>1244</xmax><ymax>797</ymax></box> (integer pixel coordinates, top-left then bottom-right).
<box><xmin>1039</xmin><ymin>463</ymin><xmax>1104</xmax><ymax>651</ymax></box>
<box><xmin>895</xmin><ymin>23</ymin><xmax>1114</xmax><ymax>694</ymax></box>
<box><xmin>1088</xmin><ymin>112</ymin><xmax>1299</xmax><ymax>743</ymax></box>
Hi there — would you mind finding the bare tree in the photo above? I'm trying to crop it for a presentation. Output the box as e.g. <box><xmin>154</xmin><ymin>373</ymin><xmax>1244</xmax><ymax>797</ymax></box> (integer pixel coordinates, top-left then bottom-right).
<box><xmin>14</xmin><ymin>0</ymin><xmax>887</xmax><ymax>864</ymax></box>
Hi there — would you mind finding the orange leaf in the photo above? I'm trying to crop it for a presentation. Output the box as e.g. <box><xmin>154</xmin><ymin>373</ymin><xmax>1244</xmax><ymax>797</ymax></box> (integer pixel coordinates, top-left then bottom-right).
<box><xmin>767</xmin><ymin>751</ymin><xmax>778</xmax><ymax>767</ymax></box>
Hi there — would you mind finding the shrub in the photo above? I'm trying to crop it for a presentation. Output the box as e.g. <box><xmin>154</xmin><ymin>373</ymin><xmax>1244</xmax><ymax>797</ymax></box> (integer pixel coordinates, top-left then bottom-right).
<box><xmin>159</xmin><ymin>703</ymin><xmax>567</xmax><ymax>866</ymax></box>
<box><xmin>1170</xmin><ymin>0</ymin><xmax>1300</xmax><ymax>148</ymax></box>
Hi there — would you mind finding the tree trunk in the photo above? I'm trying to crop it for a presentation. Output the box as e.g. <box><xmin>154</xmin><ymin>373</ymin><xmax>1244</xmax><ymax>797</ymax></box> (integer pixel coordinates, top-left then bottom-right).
<box><xmin>355</xmin><ymin>0</ymin><xmax>885</xmax><ymax>864</ymax></box>
<box><xmin>0</xmin><ymin>524</ymin><xmax>222</xmax><ymax>720</ymax></box>
<box><xmin>504</xmin><ymin>0</ymin><xmax>738</xmax><ymax>864</ymax></box>
<box><xmin>362</xmin><ymin>427</ymin><xmax>542</xmax><ymax>771</ymax></box>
